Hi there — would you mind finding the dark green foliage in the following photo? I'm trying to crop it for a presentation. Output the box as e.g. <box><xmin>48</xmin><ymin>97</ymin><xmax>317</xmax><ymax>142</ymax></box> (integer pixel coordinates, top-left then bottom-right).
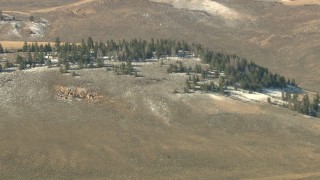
<box><xmin>16</xmin><ymin>55</ymin><xmax>26</xmax><ymax>70</ymax></box>
<box><xmin>167</xmin><ymin>61</ymin><xmax>187</xmax><ymax>73</ymax></box>
<box><xmin>46</xmin><ymin>59</ymin><xmax>52</xmax><ymax>68</ymax></box>
<box><xmin>312</xmin><ymin>93</ymin><xmax>320</xmax><ymax>114</ymax></box>
<box><xmin>199</xmin><ymin>49</ymin><xmax>290</xmax><ymax>91</ymax></box>
<box><xmin>0</xmin><ymin>10</ymin><xmax>3</xmax><ymax>21</ymax></box>
<box><xmin>281</xmin><ymin>92</ymin><xmax>319</xmax><ymax>117</ymax></box>
<box><xmin>114</xmin><ymin>61</ymin><xmax>134</xmax><ymax>76</ymax></box>
<box><xmin>0</xmin><ymin>43</ymin><xmax>4</xmax><ymax>53</ymax></box>
<box><xmin>97</xmin><ymin>58</ymin><xmax>104</xmax><ymax>68</ymax></box>
<box><xmin>302</xmin><ymin>94</ymin><xmax>310</xmax><ymax>114</ymax></box>
<box><xmin>29</xmin><ymin>15</ymin><xmax>34</xmax><ymax>22</ymax></box>
<box><xmin>267</xmin><ymin>97</ymin><xmax>271</xmax><ymax>103</ymax></box>
<box><xmin>59</xmin><ymin>66</ymin><xmax>67</xmax><ymax>73</ymax></box>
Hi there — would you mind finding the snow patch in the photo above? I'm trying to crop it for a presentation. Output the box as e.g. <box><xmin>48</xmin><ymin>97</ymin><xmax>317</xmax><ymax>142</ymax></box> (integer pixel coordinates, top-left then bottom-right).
<box><xmin>149</xmin><ymin>0</ymin><xmax>252</xmax><ymax>20</ymax></box>
<box><xmin>27</xmin><ymin>22</ymin><xmax>47</xmax><ymax>37</ymax></box>
<box><xmin>147</xmin><ymin>99</ymin><xmax>171</xmax><ymax>126</ymax></box>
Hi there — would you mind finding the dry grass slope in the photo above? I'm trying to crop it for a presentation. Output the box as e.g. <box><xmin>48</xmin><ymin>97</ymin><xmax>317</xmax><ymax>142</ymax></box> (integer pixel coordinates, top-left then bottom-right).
<box><xmin>0</xmin><ymin>61</ymin><xmax>320</xmax><ymax>179</ymax></box>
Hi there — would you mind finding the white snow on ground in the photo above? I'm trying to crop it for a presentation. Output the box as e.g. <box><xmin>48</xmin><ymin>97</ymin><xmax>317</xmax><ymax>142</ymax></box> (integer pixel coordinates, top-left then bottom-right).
<box><xmin>262</xmin><ymin>88</ymin><xmax>283</xmax><ymax>98</ymax></box>
<box><xmin>228</xmin><ymin>88</ymin><xmax>290</xmax><ymax>105</ymax></box>
<box><xmin>149</xmin><ymin>0</ymin><xmax>253</xmax><ymax>20</ymax></box>
<box><xmin>24</xmin><ymin>66</ymin><xmax>56</xmax><ymax>72</ymax></box>
<box><xmin>146</xmin><ymin>99</ymin><xmax>171</xmax><ymax>126</ymax></box>
<box><xmin>209</xmin><ymin>93</ymin><xmax>225</xmax><ymax>101</ymax></box>
<box><xmin>0</xmin><ymin>16</ymin><xmax>48</xmax><ymax>38</ymax></box>
<box><xmin>8</xmin><ymin>22</ymin><xmax>21</xmax><ymax>37</ymax></box>
<box><xmin>27</xmin><ymin>22</ymin><xmax>47</xmax><ymax>37</ymax></box>
<box><xmin>208</xmin><ymin>87</ymin><xmax>288</xmax><ymax>105</ymax></box>
<box><xmin>229</xmin><ymin>89</ymin><xmax>270</xmax><ymax>102</ymax></box>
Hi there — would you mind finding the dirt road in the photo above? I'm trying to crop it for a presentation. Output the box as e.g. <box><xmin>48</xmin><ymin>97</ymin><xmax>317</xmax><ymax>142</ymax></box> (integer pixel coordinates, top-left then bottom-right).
<box><xmin>3</xmin><ymin>0</ymin><xmax>96</xmax><ymax>15</ymax></box>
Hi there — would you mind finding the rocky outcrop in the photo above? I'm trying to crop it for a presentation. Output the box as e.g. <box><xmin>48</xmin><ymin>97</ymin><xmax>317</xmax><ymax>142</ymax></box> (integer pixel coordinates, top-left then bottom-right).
<box><xmin>55</xmin><ymin>85</ymin><xmax>102</xmax><ymax>101</ymax></box>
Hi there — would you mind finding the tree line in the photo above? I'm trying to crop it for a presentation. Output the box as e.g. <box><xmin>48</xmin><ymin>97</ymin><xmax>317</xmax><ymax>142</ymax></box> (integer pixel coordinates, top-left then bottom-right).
<box><xmin>8</xmin><ymin>37</ymin><xmax>295</xmax><ymax>92</ymax></box>
<box><xmin>196</xmin><ymin>48</ymin><xmax>296</xmax><ymax>91</ymax></box>
<box><xmin>279</xmin><ymin>92</ymin><xmax>319</xmax><ymax>117</ymax></box>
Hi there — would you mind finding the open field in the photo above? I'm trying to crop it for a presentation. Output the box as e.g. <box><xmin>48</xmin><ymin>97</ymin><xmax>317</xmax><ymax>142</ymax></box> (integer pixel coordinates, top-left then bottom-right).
<box><xmin>0</xmin><ymin>41</ymin><xmax>52</xmax><ymax>49</ymax></box>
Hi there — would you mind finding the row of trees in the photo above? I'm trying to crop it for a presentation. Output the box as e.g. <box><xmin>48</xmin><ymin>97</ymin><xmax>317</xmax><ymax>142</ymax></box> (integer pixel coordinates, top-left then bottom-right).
<box><xmin>16</xmin><ymin>37</ymin><xmax>295</xmax><ymax>92</ymax></box>
<box><xmin>280</xmin><ymin>92</ymin><xmax>319</xmax><ymax>117</ymax></box>
<box><xmin>198</xmin><ymin>49</ymin><xmax>296</xmax><ymax>91</ymax></box>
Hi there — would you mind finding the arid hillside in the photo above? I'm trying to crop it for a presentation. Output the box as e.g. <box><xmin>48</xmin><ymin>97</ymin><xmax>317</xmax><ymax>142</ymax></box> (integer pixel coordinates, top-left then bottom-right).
<box><xmin>0</xmin><ymin>60</ymin><xmax>320</xmax><ymax>179</ymax></box>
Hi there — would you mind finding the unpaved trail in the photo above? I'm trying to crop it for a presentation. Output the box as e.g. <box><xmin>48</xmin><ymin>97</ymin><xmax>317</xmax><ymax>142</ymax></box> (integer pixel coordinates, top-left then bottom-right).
<box><xmin>3</xmin><ymin>0</ymin><xmax>96</xmax><ymax>15</ymax></box>
<box><xmin>31</xmin><ymin>0</ymin><xmax>96</xmax><ymax>13</ymax></box>
<box><xmin>248</xmin><ymin>171</ymin><xmax>320</xmax><ymax>180</ymax></box>
<box><xmin>282</xmin><ymin>0</ymin><xmax>320</xmax><ymax>5</ymax></box>
<box><xmin>2</xmin><ymin>10</ymin><xmax>30</xmax><ymax>16</ymax></box>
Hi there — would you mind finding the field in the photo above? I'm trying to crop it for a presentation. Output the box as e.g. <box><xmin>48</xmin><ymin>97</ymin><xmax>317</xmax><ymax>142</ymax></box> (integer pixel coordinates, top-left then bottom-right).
<box><xmin>0</xmin><ymin>41</ymin><xmax>51</xmax><ymax>49</ymax></box>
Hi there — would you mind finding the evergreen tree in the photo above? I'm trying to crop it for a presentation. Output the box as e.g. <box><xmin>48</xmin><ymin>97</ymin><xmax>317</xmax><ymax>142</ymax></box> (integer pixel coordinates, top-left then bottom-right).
<box><xmin>29</xmin><ymin>15</ymin><xmax>34</xmax><ymax>22</ymax></box>
<box><xmin>0</xmin><ymin>43</ymin><xmax>3</xmax><ymax>53</ymax></box>
<box><xmin>46</xmin><ymin>59</ymin><xmax>52</xmax><ymax>68</ymax></box>
<box><xmin>312</xmin><ymin>93</ymin><xmax>320</xmax><ymax>113</ymax></box>
<box><xmin>0</xmin><ymin>10</ymin><xmax>3</xmax><ymax>21</ymax></box>
<box><xmin>55</xmin><ymin>37</ymin><xmax>61</xmax><ymax>52</ymax></box>
<box><xmin>302</xmin><ymin>94</ymin><xmax>310</xmax><ymax>115</ymax></box>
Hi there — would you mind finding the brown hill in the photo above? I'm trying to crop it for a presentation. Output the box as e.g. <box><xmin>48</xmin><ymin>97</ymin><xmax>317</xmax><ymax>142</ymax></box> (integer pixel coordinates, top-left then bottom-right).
<box><xmin>0</xmin><ymin>61</ymin><xmax>320</xmax><ymax>179</ymax></box>
<box><xmin>1</xmin><ymin>0</ymin><xmax>320</xmax><ymax>91</ymax></box>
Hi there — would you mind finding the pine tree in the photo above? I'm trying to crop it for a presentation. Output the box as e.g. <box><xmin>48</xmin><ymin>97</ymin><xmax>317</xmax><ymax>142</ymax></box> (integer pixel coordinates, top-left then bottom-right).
<box><xmin>312</xmin><ymin>93</ymin><xmax>320</xmax><ymax>113</ymax></box>
<box><xmin>0</xmin><ymin>43</ymin><xmax>3</xmax><ymax>53</ymax></box>
<box><xmin>29</xmin><ymin>15</ymin><xmax>34</xmax><ymax>22</ymax></box>
<box><xmin>46</xmin><ymin>59</ymin><xmax>52</xmax><ymax>68</ymax></box>
<box><xmin>302</xmin><ymin>94</ymin><xmax>310</xmax><ymax>115</ymax></box>
<box><xmin>55</xmin><ymin>37</ymin><xmax>61</xmax><ymax>52</ymax></box>
<box><xmin>0</xmin><ymin>10</ymin><xmax>3</xmax><ymax>21</ymax></box>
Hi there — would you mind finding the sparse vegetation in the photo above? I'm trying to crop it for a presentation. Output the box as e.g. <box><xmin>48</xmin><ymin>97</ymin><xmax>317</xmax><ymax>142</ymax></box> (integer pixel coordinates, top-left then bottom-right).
<box><xmin>29</xmin><ymin>15</ymin><xmax>34</xmax><ymax>22</ymax></box>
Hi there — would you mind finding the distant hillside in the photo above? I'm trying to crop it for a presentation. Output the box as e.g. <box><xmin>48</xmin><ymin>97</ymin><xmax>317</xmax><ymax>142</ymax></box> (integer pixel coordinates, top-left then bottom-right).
<box><xmin>1</xmin><ymin>0</ymin><xmax>320</xmax><ymax>91</ymax></box>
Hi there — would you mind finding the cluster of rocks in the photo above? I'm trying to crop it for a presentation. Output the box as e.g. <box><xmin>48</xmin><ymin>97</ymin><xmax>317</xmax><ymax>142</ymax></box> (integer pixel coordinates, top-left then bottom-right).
<box><xmin>55</xmin><ymin>85</ymin><xmax>101</xmax><ymax>101</ymax></box>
